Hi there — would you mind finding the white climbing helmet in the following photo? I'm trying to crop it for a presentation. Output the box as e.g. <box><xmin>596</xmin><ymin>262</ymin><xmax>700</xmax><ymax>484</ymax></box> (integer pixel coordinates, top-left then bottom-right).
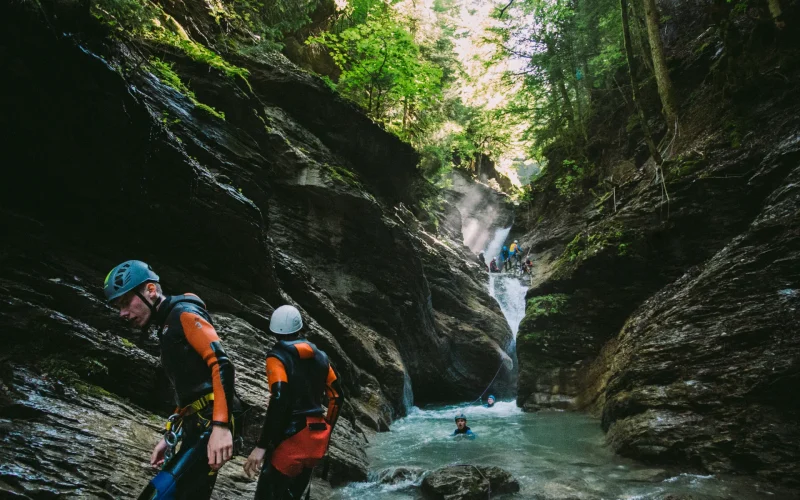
<box><xmin>270</xmin><ymin>305</ymin><xmax>303</xmax><ymax>335</ymax></box>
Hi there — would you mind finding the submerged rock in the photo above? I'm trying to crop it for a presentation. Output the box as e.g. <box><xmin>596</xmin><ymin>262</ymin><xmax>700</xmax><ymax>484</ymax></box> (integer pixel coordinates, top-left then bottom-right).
<box><xmin>420</xmin><ymin>465</ymin><xmax>520</xmax><ymax>499</ymax></box>
<box><xmin>374</xmin><ymin>466</ymin><xmax>426</xmax><ymax>485</ymax></box>
<box><xmin>528</xmin><ymin>481</ymin><xmax>601</xmax><ymax>500</ymax></box>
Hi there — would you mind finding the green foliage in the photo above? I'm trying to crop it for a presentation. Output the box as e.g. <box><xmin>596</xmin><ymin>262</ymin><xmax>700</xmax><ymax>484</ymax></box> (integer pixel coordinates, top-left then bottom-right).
<box><xmin>92</xmin><ymin>0</ymin><xmax>159</xmax><ymax>35</ymax></box>
<box><xmin>418</xmin><ymin>196</ymin><xmax>443</xmax><ymax>232</ymax></box>
<box><xmin>559</xmin><ymin>223</ymin><xmax>629</xmax><ymax>266</ymax></box>
<box><xmin>310</xmin><ymin>10</ymin><xmax>443</xmax><ymax>139</ymax></box>
<box><xmin>554</xmin><ymin>159</ymin><xmax>592</xmax><ymax>199</ymax></box>
<box><xmin>526</xmin><ymin>294</ymin><xmax>569</xmax><ymax>319</ymax></box>
<box><xmin>492</xmin><ymin>0</ymin><xmax>625</xmax><ymax>161</ymax></box>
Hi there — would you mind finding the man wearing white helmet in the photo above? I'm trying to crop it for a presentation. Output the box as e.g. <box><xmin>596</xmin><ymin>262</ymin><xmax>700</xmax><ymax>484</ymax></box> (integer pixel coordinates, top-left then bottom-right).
<box><xmin>243</xmin><ymin>305</ymin><xmax>344</xmax><ymax>499</ymax></box>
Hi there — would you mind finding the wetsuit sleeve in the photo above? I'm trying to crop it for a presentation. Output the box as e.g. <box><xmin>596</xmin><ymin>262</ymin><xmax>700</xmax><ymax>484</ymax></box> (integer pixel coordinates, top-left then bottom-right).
<box><xmin>324</xmin><ymin>363</ymin><xmax>343</xmax><ymax>428</ymax></box>
<box><xmin>257</xmin><ymin>356</ymin><xmax>292</xmax><ymax>449</ymax></box>
<box><xmin>179</xmin><ymin>312</ymin><xmax>235</xmax><ymax>426</ymax></box>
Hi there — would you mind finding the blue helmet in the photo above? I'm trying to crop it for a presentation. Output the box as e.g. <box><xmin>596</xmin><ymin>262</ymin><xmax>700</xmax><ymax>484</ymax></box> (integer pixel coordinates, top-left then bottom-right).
<box><xmin>455</xmin><ymin>413</ymin><xmax>467</xmax><ymax>422</ymax></box>
<box><xmin>487</xmin><ymin>395</ymin><xmax>496</xmax><ymax>401</ymax></box>
<box><xmin>104</xmin><ymin>260</ymin><xmax>159</xmax><ymax>303</ymax></box>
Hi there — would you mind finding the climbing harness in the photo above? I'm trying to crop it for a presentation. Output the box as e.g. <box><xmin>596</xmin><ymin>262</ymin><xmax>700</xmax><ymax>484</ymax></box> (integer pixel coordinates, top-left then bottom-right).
<box><xmin>163</xmin><ymin>414</ymin><xmax>184</xmax><ymax>463</ymax></box>
<box><xmin>162</xmin><ymin>393</ymin><xmax>215</xmax><ymax>466</ymax></box>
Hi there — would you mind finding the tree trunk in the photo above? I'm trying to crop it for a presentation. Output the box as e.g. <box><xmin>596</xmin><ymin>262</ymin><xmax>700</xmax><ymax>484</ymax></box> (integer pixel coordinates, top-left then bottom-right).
<box><xmin>642</xmin><ymin>0</ymin><xmax>677</xmax><ymax>129</ymax></box>
<box><xmin>621</xmin><ymin>0</ymin><xmax>662</xmax><ymax>165</ymax></box>
<box><xmin>546</xmin><ymin>39</ymin><xmax>576</xmax><ymax>132</ymax></box>
<box><xmin>630</xmin><ymin>0</ymin><xmax>654</xmax><ymax>74</ymax></box>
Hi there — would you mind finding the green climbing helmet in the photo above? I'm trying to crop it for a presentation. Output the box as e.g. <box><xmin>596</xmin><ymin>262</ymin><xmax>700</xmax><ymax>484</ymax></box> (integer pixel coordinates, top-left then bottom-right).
<box><xmin>104</xmin><ymin>260</ymin><xmax>160</xmax><ymax>303</ymax></box>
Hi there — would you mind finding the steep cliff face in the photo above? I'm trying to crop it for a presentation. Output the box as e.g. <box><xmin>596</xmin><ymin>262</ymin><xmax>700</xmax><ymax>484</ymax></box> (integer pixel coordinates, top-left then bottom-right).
<box><xmin>513</xmin><ymin>0</ymin><xmax>800</xmax><ymax>485</ymax></box>
<box><xmin>0</xmin><ymin>1</ymin><xmax>512</xmax><ymax>497</ymax></box>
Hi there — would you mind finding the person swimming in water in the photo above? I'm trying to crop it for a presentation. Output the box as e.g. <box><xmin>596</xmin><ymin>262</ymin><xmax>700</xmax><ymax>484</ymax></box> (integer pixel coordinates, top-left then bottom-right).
<box><xmin>484</xmin><ymin>395</ymin><xmax>496</xmax><ymax>408</ymax></box>
<box><xmin>452</xmin><ymin>413</ymin><xmax>475</xmax><ymax>439</ymax></box>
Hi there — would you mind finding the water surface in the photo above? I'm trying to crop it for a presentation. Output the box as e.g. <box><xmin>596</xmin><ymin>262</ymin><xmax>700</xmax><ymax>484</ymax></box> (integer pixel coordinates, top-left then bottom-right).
<box><xmin>332</xmin><ymin>401</ymin><xmax>785</xmax><ymax>499</ymax></box>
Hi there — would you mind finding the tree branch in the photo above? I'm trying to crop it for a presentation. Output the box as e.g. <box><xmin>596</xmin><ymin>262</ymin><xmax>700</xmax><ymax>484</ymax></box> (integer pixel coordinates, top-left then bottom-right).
<box><xmin>498</xmin><ymin>0</ymin><xmax>515</xmax><ymax>18</ymax></box>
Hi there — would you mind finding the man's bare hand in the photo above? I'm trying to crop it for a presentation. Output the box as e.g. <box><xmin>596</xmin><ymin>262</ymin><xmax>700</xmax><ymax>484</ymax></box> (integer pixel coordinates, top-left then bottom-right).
<box><xmin>243</xmin><ymin>447</ymin><xmax>267</xmax><ymax>479</ymax></box>
<box><xmin>207</xmin><ymin>426</ymin><xmax>233</xmax><ymax>471</ymax></box>
<box><xmin>150</xmin><ymin>438</ymin><xmax>168</xmax><ymax>468</ymax></box>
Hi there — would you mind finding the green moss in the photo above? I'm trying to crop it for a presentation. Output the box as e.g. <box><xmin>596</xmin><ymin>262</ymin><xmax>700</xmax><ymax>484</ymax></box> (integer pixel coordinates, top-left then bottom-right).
<box><xmin>149</xmin><ymin>58</ymin><xmax>226</xmax><ymax>120</ymax></box>
<box><xmin>563</xmin><ymin>234</ymin><xmax>586</xmax><ymax>263</ymax></box>
<box><xmin>694</xmin><ymin>41</ymin><xmax>710</xmax><ymax>56</ymax></box>
<box><xmin>120</xmin><ymin>337</ymin><xmax>136</xmax><ymax>348</ymax></box>
<box><xmin>75</xmin><ymin>382</ymin><xmax>113</xmax><ymax>398</ymax></box>
<box><xmin>39</xmin><ymin>356</ymin><xmax>111</xmax><ymax>398</ymax></box>
<box><xmin>562</xmin><ymin>222</ymin><xmax>629</xmax><ymax>264</ymax></box>
<box><xmin>326</xmin><ymin>164</ymin><xmax>363</xmax><ymax>189</ymax></box>
<box><xmin>194</xmin><ymin>102</ymin><xmax>226</xmax><ymax>120</ymax></box>
<box><xmin>40</xmin><ymin>358</ymin><xmax>81</xmax><ymax>385</ymax></box>
<box><xmin>165</xmin><ymin>34</ymin><xmax>250</xmax><ymax>82</ymax></box>
<box><xmin>526</xmin><ymin>294</ymin><xmax>569</xmax><ymax>320</ymax></box>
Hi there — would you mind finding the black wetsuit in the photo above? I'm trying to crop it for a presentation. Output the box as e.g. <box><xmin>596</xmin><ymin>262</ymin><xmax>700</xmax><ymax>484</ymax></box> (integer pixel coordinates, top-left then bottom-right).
<box><xmin>137</xmin><ymin>294</ymin><xmax>236</xmax><ymax>500</ymax></box>
<box><xmin>255</xmin><ymin>339</ymin><xmax>343</xmax><ymax>500</ymax></box>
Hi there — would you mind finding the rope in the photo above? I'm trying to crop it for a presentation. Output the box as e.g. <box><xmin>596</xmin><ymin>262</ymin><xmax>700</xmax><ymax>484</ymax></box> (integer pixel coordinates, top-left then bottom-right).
<box><xmin>469</xmin><ymin>361</ymin><xmax>505</xmax><ymax>405</ymax></box>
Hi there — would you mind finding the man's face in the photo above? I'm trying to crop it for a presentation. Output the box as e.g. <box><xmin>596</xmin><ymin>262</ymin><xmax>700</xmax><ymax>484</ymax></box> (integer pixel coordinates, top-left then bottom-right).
<box><xmin>456</xmin><ymin>418</ymin><xmax>467</xmax><ymax>430</ymax></box>
<box><xmin>487</xmin><ymin>397</ymin><xmax>495</xmax><ymax>405</ymax></box>
<box><xmin>112</xmin><ymin>289</ymin><xmax>152</xmax><ymax>328</ymax></box>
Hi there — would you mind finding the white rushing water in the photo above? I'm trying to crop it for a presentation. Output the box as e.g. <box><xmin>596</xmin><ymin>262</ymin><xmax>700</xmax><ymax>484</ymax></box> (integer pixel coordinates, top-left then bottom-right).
<box><xmin>488</xmin><ymin>273</ymin><xmax>528</xmax><ymax>340</ymax></box>
<box><xmin>483</xmin><ymin>226</ymin><xmax>511</xmax><ymax>263</ymax></box>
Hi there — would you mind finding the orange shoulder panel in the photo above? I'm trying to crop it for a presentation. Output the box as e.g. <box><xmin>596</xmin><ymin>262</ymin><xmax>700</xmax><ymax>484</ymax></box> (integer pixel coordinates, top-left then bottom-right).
<box><xmin>294</xmin><ymin>342</ymin><xmax>315</xmax><ymax>359</ymax></box>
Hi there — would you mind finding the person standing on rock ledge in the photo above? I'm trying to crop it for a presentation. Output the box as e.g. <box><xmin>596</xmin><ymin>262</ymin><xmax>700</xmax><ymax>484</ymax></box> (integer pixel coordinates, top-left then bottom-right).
<box><xmin>103</xmin><ymin>260</ymin><xmax>237</xmax><ymax>500</ymax></box>
<box><xmin>244</xmin><ymin>305</ymin><xmax>344</xmax><ymax>499</ymax></box>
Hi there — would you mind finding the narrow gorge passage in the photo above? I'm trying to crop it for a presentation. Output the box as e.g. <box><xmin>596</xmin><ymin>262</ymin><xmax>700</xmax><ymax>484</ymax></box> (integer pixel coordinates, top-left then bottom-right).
<box><xmin>2</xmin><ymin>0</ymin><xmax>799</xmax><ymax>498</ymax></box>
<box><xmin>330</xmin><ymin>228</ymin><xmax>784</xmax><ymax>499</ymax></box>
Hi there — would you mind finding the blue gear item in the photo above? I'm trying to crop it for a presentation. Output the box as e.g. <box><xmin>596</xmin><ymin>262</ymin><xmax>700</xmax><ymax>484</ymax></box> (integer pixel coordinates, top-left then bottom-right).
<box><xmin>137</xmin><ymin>415</ymin><xmax>217</xmax><ymax>500</ymax></box>
<box><xmin>104</xmin><ymin>260</ymin><xmax>159</xmax><ymax>302</ymax></box>
<box><xmin>454</xmin><ymin>413</ymin><xmax>467</xmax><ymax>422</ymax></box>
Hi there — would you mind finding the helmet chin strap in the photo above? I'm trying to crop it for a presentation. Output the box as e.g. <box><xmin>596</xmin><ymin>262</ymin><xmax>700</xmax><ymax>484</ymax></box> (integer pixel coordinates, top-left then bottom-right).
<box><xmin>135</xmin><ymin>291</ymin><xmax>163</xmax><ymax>329</ymax></box>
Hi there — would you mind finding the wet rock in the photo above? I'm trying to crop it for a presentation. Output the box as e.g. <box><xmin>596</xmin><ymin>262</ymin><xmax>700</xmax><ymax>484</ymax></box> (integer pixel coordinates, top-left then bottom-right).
<box><xmin>420</xmin><ymin>465</ymin><xmax>520</xmax><ymax>499</ymax></box>
<box><xmin>374</xmin><ymin>466</ymin><xmax>426</xmax><ymax>485</ymax></box>
<box><xmin>0</xmin><ymin>0</ymin><xmax>517</xmax><ymax>497</ymax></box>
<box><xmin>623</xmin><ymin>468</ymin><xmax>670</xmax><ymax>483</ymax></box>
<box><xmin>597</xmin><ymin>157</ymin><xmax>800</xmax><ymax>485</ymax></box>
<box><xmin>510</xmin><ymin>0</ymin><xmax>800</xmax><ymax>484</ymax></box>
<box><xmin>528</xmin><ymin>482</ymin><xmax>601</xmax><ymax>500</ymax></box>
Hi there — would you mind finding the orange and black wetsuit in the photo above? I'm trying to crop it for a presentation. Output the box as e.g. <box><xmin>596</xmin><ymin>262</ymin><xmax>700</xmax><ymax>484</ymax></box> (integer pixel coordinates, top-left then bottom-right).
<box><xmin>138</xmin><ymin>294</ymin><xmax>236</xmax><ymax>500</ymax></box>
<box><xmin>255</xmin><ymin>339</ymin><xmax>343</xmax><ymax>500</ymax></box>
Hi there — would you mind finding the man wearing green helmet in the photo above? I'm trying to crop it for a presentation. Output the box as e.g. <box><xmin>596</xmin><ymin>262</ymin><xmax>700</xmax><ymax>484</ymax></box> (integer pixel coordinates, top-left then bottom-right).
<box><xmin>103</xmin><ymin>260</ymin><xmax>237</xmax><ymax>500</ymax></box>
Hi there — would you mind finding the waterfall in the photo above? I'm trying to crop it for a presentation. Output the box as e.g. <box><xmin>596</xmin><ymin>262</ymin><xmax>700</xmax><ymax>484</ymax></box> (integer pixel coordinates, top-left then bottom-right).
<box><xmin>483</xmin><ymin>226</ymin><xmax>511</xmax><ymax>263</ymax></box>
<box><xmin>402</xmin><ymin>370</ymin><xmax>414</xmax><ymax>413</ymax></box>
<box><xmin>488</xmin><ymin>273</ymin><xmax>528</xmax><ymax>341</ymax></box>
